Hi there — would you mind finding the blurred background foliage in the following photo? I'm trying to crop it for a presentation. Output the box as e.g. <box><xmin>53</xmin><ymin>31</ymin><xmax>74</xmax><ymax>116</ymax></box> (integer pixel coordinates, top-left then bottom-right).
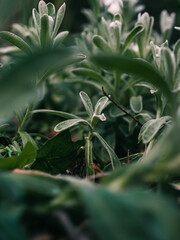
<box><xmin>0</xmin><ymin>0</ymin><xmax>179</xmax><ymax>36</ymax></box>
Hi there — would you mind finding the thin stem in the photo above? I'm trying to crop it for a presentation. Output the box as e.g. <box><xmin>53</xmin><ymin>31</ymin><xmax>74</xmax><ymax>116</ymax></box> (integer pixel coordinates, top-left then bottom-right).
<box><xmin>18</xmin><ymin>104</ymin><xmax>33</xmax><ymax>132</ymax></box>
<box><xmin>102</xmin><ymin>87</ymin><xmax>143</xmax><ymax>126</ymax></box>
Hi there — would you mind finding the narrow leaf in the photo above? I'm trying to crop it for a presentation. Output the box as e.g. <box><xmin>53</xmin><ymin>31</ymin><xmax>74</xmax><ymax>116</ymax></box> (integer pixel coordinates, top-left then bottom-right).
<box><xmin>79</xmin><ymin>91</ymin><xmax>94</xmax><ymax>120</ymax></box>
<box><xmin>32</xmin><ymin>8</ymin><xmax>40</xmax><ymax>30</ymax></box>
<box><xmin>19</xmin><ymin>131</ymin><xmax>38</xmax><ymax>149</ymax></box>
<box><xmin>93</xmin><ymin>132</ymin><xmax>120</xmax><ymax>169</ymax></box>
<box><xmin>47</xmin><ymin>2</ymin><xmax>56</xmax><ymax>20</ymax></box>
<box><xmin>31</xmin><ymin>109</ymin><xmax>79</xmax><ymax>119</ymax></box>
<box><xmin>93</xmin><ymin>35</ymin><xmax>111</xmax><ymax>52</ymax></box>
<box><xmin>0</xmin><ymin>31</ymin><xmax>31</xmax><ymax>54</ymax></box>
<box><xmin>53</xmin><ymin>31</ymin><xmax>69</xmax><ymax>48</ymax></box>
<box><xmin>94</xmin><ymin>96</ymin><xmax>109</xmax><ymax>115</ymax></box>
<box><xmin>38</xmin><ymin>0</ymin><xmax>48</xmax><ymax>17</ymax></box>
<box><xmin>40</xmin><ymin>14</ymin><xmax>50</xmax><ymax>47</ymax></box>
<box><xmin>54</xmin><ymin>119</ymin><xmax>91</xmax><ymax>133</ymax></box>
<box><xmin>52</xmin><ymin>3</ymin><xmax>66</xmax><ymax>38</ymax></box>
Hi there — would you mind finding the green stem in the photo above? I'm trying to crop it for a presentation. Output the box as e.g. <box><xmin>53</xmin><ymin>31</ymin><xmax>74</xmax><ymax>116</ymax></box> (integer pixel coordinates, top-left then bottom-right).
<box><xmin>85</xmin><ymin>134</ymin><xmax>94</xmax><ymax>178</ymax></box>
<box><xmin>18</xmin><ymin>104</ymin><xmax>33</xmax><ymax>132</ymax></box>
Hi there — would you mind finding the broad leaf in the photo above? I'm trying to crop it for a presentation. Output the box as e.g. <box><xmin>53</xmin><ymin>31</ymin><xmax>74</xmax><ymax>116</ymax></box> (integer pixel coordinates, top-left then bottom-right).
<box><xmin>138</xmin><ymin>116</ymin><xmax>172</xmax><ymax>144</ymax></box>
<box><xmin>0</xmin><ymin>142</ymin><xmax>36</xmax><ymax>170</ymax></box>
<box><xmin>31</xmin><ymin>131</ymin><xmax>83</xmax><ymax>174</ymax></box>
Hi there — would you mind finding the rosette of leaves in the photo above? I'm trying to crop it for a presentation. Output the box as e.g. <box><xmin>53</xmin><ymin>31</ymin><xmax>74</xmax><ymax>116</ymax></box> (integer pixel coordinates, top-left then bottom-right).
<box><xmin>0</xmin><ymin>0</ymin><xmax>68</xmax><ymax>54</ymax></box>
<box><xmin>54</xmin><ymin>91</ymin><xmax>120</xmax><ymax>176</ymax></box>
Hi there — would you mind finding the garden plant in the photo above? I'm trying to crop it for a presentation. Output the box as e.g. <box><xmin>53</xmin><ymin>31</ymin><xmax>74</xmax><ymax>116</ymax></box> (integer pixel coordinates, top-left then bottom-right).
<box><xmin>0</xmin><ymin>0</ymin><xmax>180</xmax><ymax>239</ymax></box>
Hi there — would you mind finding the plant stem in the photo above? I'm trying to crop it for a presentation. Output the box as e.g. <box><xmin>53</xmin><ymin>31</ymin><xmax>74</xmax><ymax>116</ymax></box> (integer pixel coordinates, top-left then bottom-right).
<box><xmin>18</xmin><ymin>104</ymin><xmax>33</xmax><ymax>132</ymax></box>
<box><xmin>85</xmin><ymin>134</ymin><xmax>94</xmax><ymax>178</ymax></box>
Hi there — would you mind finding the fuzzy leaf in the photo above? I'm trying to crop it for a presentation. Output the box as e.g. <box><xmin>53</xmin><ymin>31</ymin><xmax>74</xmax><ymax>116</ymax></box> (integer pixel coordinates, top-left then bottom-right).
<box><xmin>138</xmin><ymin>116</ymin><xmax>172</xmax><ymax>144</ymax></box>
<box><xmin>79</xmin><ymin>91</ymin><xmax>94</xmax><ymax>120</ymax></box>
<box><xmin>123</xmin><ymin>25</ymin><xmax>144</xmax><ymax>54</ymax></box>
<box><xmin>40</xmin><ymin>14</ymin><xmax>50</xmax><ymax>47</ymax></box>
<box><xmin>93</xmin><ymin>132</ymin><xmax>120</xmax><ymax>169</ymax></box>
<box><xmin>32</xmin><ymin>8</ymin><xmax>40</xmax><ymax>30</ymax></box>
<box><xmin>53</xmin><ymin>31</ymin><xmax>69</xmax><ymax>48</ymax></box>
<box><xmin>19</xmin><ymin>131</ymin><xmax>38</xmax><ymax>149</ymax></box>
<box><xmin>93</xmin><ymin>35</ymin><xmax>111</xmax><ymax>52</ymax></box>
<box><xmin>47</xmin><ymin>2</ymin><xmax>55</xmax><ymax>20</ymax></box>
<box><xmin>31</xmin><ymin>109</ymin><xmax>79</xmax><ymax>119</ymax></box>
<box><xmin>52</xmin><ymin>3</ymin><xmax>66</xmax><ymax>38</ymax></box>
<box><xmin>94</xmin><ymin>96</ymin><xmax>109</xmax><ymax>115</ymax></box>
<box><xmin>0</xmin><ymin>31</ymin><xmax>31</xmax><ymax>54</ymax></box>
<box><xmin>130</xmin><ymin>96</ymin><xmax>143</xmax><ymax>113</ymax></box>
<box><xmin>38</xmin><ymin>0</ymin><xmax>48</xmax><ymax>17</ymax></box>
<box><xmin>54</xmin><ymin>119</ymin><xmax>91</xmax><ymax>133</ymax></box>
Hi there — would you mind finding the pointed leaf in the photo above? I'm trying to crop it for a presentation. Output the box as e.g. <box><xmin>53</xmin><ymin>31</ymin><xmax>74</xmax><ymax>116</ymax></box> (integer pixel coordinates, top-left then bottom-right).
<box><xmin>54</xmin><ymin>119</ymin><xmax>91</xmax><ymax>133</ymax></box>
<box><xmin>31</xmin><ymin>109</ymin><xmax>79</xmax><ymax>119</ymax></box>
<box><xmin>93</xmin><ymin>132</ymin><xmax>120</xmax><ymax>169</ymax></box>
<box><xmin>123</xmin><ymin>25</ymin><xmax>144</xmax><ymax>54</ymax></box>
<box><xmin>19</xmin><ymin>131</ymin><xmax>38</xmax><ymax>149</ymax></box>
<box><xmin>52</xmin><ymin>3</ymin><xmax>66</xmax><ymax>38</ymax></box>
<box><xmin>79</xmin><ymin>91</ymin><xmax>94</xmax><ymax>120</ymax></box>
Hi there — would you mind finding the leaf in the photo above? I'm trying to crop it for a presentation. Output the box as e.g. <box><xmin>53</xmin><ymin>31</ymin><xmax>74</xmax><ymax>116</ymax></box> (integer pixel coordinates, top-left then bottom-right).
<box><xmin>54</xmin><ymin>119</ymin><xmax>91</xmax><ymax>133</ymax></box>
<box><xmin>94</xmin><ymin>96</ymin><xmax>109</xmax><ymax>115</ymax></box>
<box><xmin>0</xmin><ymin>124</ymin><xmax>9</xmax><ymax>133</ymax></box>
<box><xmin>52</xmin><ymin>3</ymin><xmax>66</xmax><ymax>38</ymax></box>
<box><xmin>72</xmin><ymin>68</ymin><xmax>113</xmax><ymax>91</ymax></box>
<box><xmin>47</xmin><ymin>2</ymin><xmax>56</xmax><ymax>20</ymax></box>
<box><xmin>38</xmin><ymin>0</ymin><xmax>48</xmax><ymax>17</ymax></box>
<box><xmin>174</xmin><ymin>39</ymin><xmax>180</xmax><ymax>64</ymax></box>
<box><xmin>0</xmin><ymin>142</ymin><xmax>36</xmax><ymax>170</ymax></box>
<box><xmin>31</xmin><ymin>131</ymin><xmax>83</xmax><ymax>174</ymax></box>
<box><xmin>31</xmin><ymin>109</ymin><xmax>79</xmax><ymax>119</ymax></box>
<box><xmin>138</xmin><ymin>116</ymin><xmax>172</xmax><ymax>144</ymax></box>
<box><xmin>92</xmin><ymin>54</ymin><xmax>174</xmax><ymax>113</ymax></box>
<box><xmin>0</xmin><ymin>31</ymin><xmax>31</xmax><ymax>54</ymax></box>
<box><xmin>53</xmin><ymin>31</ymin><xmax>69</xmax><ymax>48</ymax></box>
<box><xmin>40</xmin><ymin>14</ymin><xmax>50</xmax><ymax>47</ymax></box>
<box><xmin>32</xmin><ymin>8</ymin><xmax>40</xmax><ymax>30</ymax></box>
<box><xmin>19</xmin><ymin>131</ymin><xmax>38</xmax><ymax>149</ymax></box>
<box><xmin>93</xmin><ymin>132</ymin><xmax>120</xmax><ymax>169</ymax></box>
<box><xmin>130</xmin><ymin>96</ymin><xmax>143</xmax><ymax>113</ymax></box>
<box><xmin>93</xmin><ymin>35</ymin><xmax>111</xmax><ymax>52</ymax></box>
<box><xmin>79</xmin><ymin>91</ymin><xmax>94</xmax><ymax>120</ymax></box>
<box><xmin>122</xmin><ymin>25</ymin><xmax>144</xmax><ymax>54</ymax></box>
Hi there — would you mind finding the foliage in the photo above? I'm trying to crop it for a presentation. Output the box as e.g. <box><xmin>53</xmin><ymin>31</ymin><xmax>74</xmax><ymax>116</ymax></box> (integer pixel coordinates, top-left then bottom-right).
<box><xmin>0</xmin><ymin>0</ymin><xmax>180</xmax><ymax>239</ymax></box>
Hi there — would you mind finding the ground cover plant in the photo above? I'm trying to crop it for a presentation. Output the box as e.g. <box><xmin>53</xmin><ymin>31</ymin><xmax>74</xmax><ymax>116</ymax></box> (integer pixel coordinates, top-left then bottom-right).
<box><xmin>0</xmin><ymin>0</ymin><xmax>180</xmax><ymax>239</ymax></box>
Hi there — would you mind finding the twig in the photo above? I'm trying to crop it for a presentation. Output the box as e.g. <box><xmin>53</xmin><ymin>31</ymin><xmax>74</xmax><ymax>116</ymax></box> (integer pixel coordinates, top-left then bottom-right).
<box><xmin>102</xmin><ymin>87</ymin><xmax>143</xmax><ymax>126</ymax></box>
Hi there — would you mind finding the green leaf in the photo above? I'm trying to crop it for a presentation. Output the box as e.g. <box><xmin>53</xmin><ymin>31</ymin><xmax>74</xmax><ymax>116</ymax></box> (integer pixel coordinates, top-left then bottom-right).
<box><xmin>0</xmin><ymin>124</ymin><xmax>9</xmax><ymax>133</ymax></box>
<box><xmin>47</xmin><ymin>2</ymin><xmax>56</xmax><ymax>20</ymax></box>
<box><xmin>31</xmin><ymin>109</ymin><xmax>79</xmax><ymax>119</ymax></box>
<box><xmin>93</xmin><ymin>35</ymin><xmax>111</xmax><ymax>52</ymax></box>
<box><xmin>94</xmin><ymin>96</ymin><xmax>109</xmax><ymax>115</ymax></box>
<box><xmin>40</xmin><ymin>14</ymin><xmax>50</xmax><ymax>47</ymax></box>
<box><xmin>174</xmin><ymin>39</ymin><xmax>180</xmax><ymax>64</ymax></box>
<box><xmin>161</xmin><ymin>47</ymin><xmax>176</xmax><ymax>84</ymax></box>
<box><xmin>19</xmin><ymin>131</ymin><xmax>38</xmax><ymax>149</ymax></box>
<box><xmin>92</xmin><ymin>54</ymin><xmax>174</xmax><ymax>113</ymax></box>
<box><xmin>53</xmin><ymin>31</ymin><xmax>69</xmax><ymax>47</ymax></box>
<box><xmin>38</xmin><ymin>0</ymin><xmax>48</xmax><ymax>17</ymax></box>
<box><xmin>138</xmin><ymin>116</ymin><xmax>172</xmax><ymax>144</ymax></box>
<box><xmin>93</xmin><ymin>132</ymin><xmax>120</xmax><ymax>169</ymax></box>
<box><xmin>52</xmin><ymin>3</ymin><xmax>66</xmax><ymax>38</ymax></box>
<box><xmin>32</xmin><ymin>8</ymin><xmax>40</xmax><ymax>30</ymax></box>
<box><xmin>0</xmin><ymin>31</ymin><xmax>31</xmax><ymax>54</ymax></box>
<box><xmin>31</xmin><ymin>131</ymin><xmax>83</xmax><ymax>174</ymax></box>
<box><xmin>130</xmin><ymin>96</ymin><xmax>143</xmax><ymax>113</ymax></box>
<box><xmin>72</xmin><ymin>68</ymin><xmax>113</xmax><ymax>91</ymax></box>
<box><xmin>54</xmin><ymin>119</ymin><xmax>91</xmax><ymax>133</ymax></box>
<box><xmin>122</xmin><ymin>25</ymin><xmax>144</xmax><ymax>54</ymax></box>
<box><xmin>0</xmin><ymin>142</ymin><xmax>36</xmax><ymax>170</ymax></box>
<box><xmin>79</xmin><ymin>91</ymin><xmax>94</xmax><ymax>120</ymax></box>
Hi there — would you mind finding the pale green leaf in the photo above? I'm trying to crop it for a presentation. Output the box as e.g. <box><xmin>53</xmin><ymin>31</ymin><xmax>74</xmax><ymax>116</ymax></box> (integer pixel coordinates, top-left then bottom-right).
<box><xmin>54</xmin><ymin>119</ymin><xmax>91</xmax><ymax>133</ymax></box>
<box><xmin>52</xmin><ymin>3</ymin><xmax>66</xmax><ymax>38</ymax></box>
<box><xmin>130</xmin><ymin>96</ymin><xmax>143</xmax><ymax>113</ymax></box>
<box><xmin>79</xmin><ymin>91</ymin><xmax>94</xmax><ymax>120</ymax></box>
